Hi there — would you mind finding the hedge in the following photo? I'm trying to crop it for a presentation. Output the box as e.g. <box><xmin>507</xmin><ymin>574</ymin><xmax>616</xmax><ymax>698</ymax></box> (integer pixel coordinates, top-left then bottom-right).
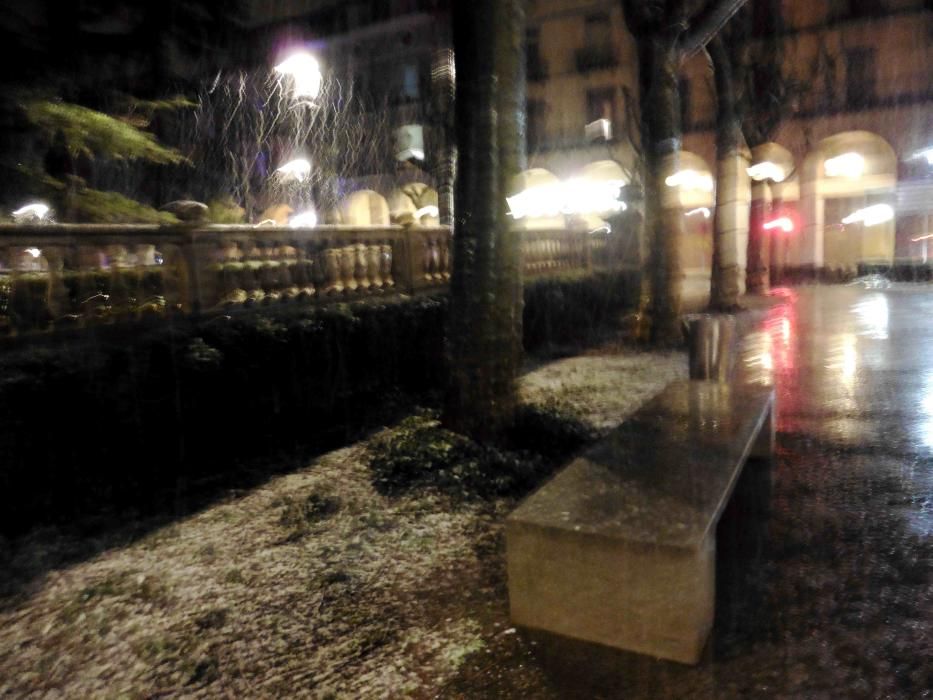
<box><xmin>0</xmin><ymin>270</ymin><xmax>638</xmax><ymax>533</ymax></box>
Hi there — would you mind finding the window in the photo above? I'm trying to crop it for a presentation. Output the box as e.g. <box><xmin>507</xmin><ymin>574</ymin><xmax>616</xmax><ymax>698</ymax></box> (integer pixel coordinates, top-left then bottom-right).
<box><xmin>846</xmin><ymin>48</ymin><xmax>876</xmax><ymax>108</ymax></box>
<box><xmin>576</xmin><ymin>12</ymin><xmax>616</xmax><ymax>72</ymax></box>
<box><xmin>828</xmin><ymin>0</ymin><xmax>884</xmax><ymax>22</ymax></box>
<box><xmin>526</xmin><ymin>27</ymin><xmax>547</xmax><ymax>81</ymax></box>
<box><xmin>527</xmin><ymin>99</ymin><xmax>546</xmax><ymax>152</ymax></box>
<box><xmin>584</xmin><ymin>12</ymin><xmax>612</xmax><ymax>49</ymax></box>
<box><xmin>400</xmin><ymin>63</ymin><xmax>419</xmax><ymax>100</ymax></box>
<box><xmin>586</xmin><ymin>87</ymin><xmax>615</xmax><ymax>127</ymax></box>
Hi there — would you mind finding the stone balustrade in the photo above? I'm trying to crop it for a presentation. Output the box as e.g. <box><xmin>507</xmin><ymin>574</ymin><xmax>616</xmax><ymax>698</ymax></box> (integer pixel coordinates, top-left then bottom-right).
<box><xmin>0</xmin><ymin>223</ymin><xmax>621</xmax><ymax>337</ymax></box>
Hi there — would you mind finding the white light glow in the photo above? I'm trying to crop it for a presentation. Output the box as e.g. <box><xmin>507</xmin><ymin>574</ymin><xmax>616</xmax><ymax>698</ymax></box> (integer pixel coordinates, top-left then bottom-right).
<box><xmin>507</xmin><ymin>179</ymin><xmax>627</xmax><ymax>220</ymax></box>
<box><xmin>747</xmin><ymin>161</ymin><xmax>786</xmax><ymax>182</ymax></box>
<box><xmin>288</xmin><ymin>208</ymin><xmax>318</xmax><ymax>228</ymax></box>
<box><xmin>274</xmin><ymin>51</ymin><xmax>322</xmax><ymax>99</ymax></box>
<box><xmin>824</xmin><ymin>152</ymin><xmax>865</xmax><ymax>178</ymax></box>
<box><xmin>413</xmin><ymin>205</ymin><xmax>439</xmax><ymax>219</ymax></box>
<box><xmin>842</xmin><ymin>204</ymin><xmax>894</xmax><ymax>227</ymax></box>
<box><xmin>276</xmin><ymin>158</ymin><xmax>311</xmax><ymax>183</ymax></box>
<box><xmin>25</xmin><ymin>247</ymin><xmax>42</xmax><ymax>258</ymax></box>
<box><xmin>852</xmin><ymin>294</ymin><xmax>889</xmax><ymax>340</ymax></box>
<box><xmin>398</xmin><ymin>148</ymin><xmax>425</xmax><ymax>162</ymax></box>
<box><xmin>911</xmin><ymin>148</ymin><xmax>933</xmax><ymax>166</ymax></box>
<box><xmin>12</xmin><ymin>202</ymin><xmax>50</xmax><ymax>220</ymax></box>
<box><xmin>763</xmin><ymin>216</ymin><xmax>794</xmax><ymax>233</ymax></box>
<box><xmin>685</xmin><ymin>207</ymin><xmax>711</xmax><ymax>218</ymax></box>
<box><xmin>665</xmin><ymin>169</ymin><xmax>714</xmax><ymax>192</ymax></box>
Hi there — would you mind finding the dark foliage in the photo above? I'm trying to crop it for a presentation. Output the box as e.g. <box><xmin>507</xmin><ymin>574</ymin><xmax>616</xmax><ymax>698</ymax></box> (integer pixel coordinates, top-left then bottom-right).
<box><xmin>0</xmin><ymin>296</ymin><xmax>447</xmax><ymax>534</ymax></box>
<box><xmin>368</xmin><ymin>404</ymin><xmax>596</xmax><ymax>501</ymax></box>
<box><xmin>522</xmin><ymin>270</ymin><xmax>638</xmax><ymax>351</ymax></box>
<box><xmin>0</xmin><ymin>270</ymin><xmax>637</xmax><ymax>533</ymax></box>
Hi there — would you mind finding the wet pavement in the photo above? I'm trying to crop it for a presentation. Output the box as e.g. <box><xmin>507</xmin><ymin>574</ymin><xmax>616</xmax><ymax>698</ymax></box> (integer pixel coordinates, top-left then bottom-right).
<box><xmin>446</xmin><ymin>284</ymin><xmax>933</xmax><ymax>699</ymax></box>
<box><xmin>744</xmin><ymin>284</ymin><xmax>933</xmax><ymax>538</ymax></box>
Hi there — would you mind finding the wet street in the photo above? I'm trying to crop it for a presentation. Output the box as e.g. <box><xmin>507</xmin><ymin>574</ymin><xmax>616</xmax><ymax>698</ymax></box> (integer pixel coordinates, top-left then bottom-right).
<box><xmin>721</xmin><ymin>283</ymin><xmax>933</xmax><ymax>697</ymax></box>
<box><xmin>649</xmin><ymin>284</ymin><xmax>933</xmax><ymax>697</ymax></box>
<box><xmin>750</xmin><ymin>284</ymin><xmax>933</xmax><ymax>538</ymax></box>
<box><xmin>449</xmin><ymin>284</ymin><xmax>933</xmax><ymax>699</ymax></box>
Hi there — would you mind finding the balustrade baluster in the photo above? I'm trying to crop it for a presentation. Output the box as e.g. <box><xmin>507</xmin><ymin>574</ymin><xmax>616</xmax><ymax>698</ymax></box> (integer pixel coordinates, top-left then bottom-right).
<box><xmin>323</xmin><ymin>247</ymin><xmax>343</xmax><ymax>295</ymax></box>
<box><xmin>431</xmin><ymin>235</ymin><xmax>444</xmax><ymax>282</ymax></box>
<box><xmin>41</xmin><ymin>245</ymin><xmax>70</xmax><ymax>322</ymax></box>
<box><xmin>354</xmin><ymin>243</ymin><xmax>371</xmax><ymax>293</ymax></box>
<box><xmin>0</xmin><ymin>246</ymin><xmax>10</xmax><ymax>337</ymax></box>
<box><xmin>439</xmin><ymin>234</ymin><xmax>452</xmax><ymax>280</ymax></box>
<box><xmin>381</xmin><ymin>243</ymin><xmax>394</xmax><ymax>289</ymax></box>
<box><xmin>338</xmin><ymin>246</ymin><xmax>357</xmax><ymax>295</ymax></box>
<box><xmin>367</xmin><ymin>244</ymin><xmax>383</xmax><ymax>290</ymax></box>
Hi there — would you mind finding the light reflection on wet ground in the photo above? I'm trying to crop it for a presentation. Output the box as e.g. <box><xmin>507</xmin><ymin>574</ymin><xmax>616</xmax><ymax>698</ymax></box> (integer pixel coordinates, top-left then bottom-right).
<box><xmin>446</xmin><ymin>285</ymin><xmax>932</xmax><ymax>698</ymax></box>
<box><xmin>740</xmin><ymin>284</ymin><xmax>933</xmax><ymax>536</ymax></box>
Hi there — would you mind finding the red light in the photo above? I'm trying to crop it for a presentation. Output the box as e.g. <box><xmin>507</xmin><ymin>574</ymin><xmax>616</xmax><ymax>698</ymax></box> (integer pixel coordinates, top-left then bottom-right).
<box><xmin>763</xmin><ymin>216</ymin><xmax>794</xmax><ymax>233</ymax></box>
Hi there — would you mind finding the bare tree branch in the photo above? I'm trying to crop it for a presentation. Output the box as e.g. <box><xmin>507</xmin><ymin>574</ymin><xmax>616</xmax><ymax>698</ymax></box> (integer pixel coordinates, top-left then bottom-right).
<box><xmin>680</xmin><ymin>0</ymin><xmax>748</xmax><ymax>57</ymax></box>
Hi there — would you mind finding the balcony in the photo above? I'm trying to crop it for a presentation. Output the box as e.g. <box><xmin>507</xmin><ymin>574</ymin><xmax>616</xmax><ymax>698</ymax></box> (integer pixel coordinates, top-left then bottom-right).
<box><xmin>574</xmin><ymin>45</ymin><xmax>617</xmax><ymax>73</ymax></box>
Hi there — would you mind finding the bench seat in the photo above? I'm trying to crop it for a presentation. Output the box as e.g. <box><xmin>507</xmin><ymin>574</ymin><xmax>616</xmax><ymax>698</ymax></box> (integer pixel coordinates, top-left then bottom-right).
<box><xmin>506</xmin><ymin>379</ymin><xmax>775</xmax><ymax>664</ymax></box>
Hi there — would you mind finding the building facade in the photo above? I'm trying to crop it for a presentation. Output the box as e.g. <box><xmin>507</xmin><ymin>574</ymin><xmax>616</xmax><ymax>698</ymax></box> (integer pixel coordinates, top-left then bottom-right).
<box><xmin>528</xmin><ymin>0</ymin><xmax>932</xmax><ymax>289</ymax></box>
<box><xmin>681</xmin><ymin>0</ymin><xmax>933</xmax><ymax>277</ymax></box>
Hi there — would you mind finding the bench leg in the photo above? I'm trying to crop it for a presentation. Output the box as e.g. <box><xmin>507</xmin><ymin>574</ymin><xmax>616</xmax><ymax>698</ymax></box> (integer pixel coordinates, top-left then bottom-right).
<box><xmin>750</xmin><ymin>401</ymin><xmax>775</xmax><ymax>460</ymax></box>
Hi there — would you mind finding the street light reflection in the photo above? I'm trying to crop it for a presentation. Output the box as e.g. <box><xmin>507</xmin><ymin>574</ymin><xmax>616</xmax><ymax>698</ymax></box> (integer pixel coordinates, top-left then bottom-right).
<box><xmin>852</xmin><ymin>293</ymin><xmax>889</xmax><ymax>340</ymax></box>
<box><xmin>740</xmin><ymin>294</ymin><xmax>797</xmax><ymax>386</ymax></box>
<box><xmin>825</xmin><ymin>334</ymin><xmax>857</xmax><ymax>394</ymax></box>
<box><xmin>917</xmin><ymin>370</ymin><xmax>933</xmax><ymax>451</ymax></box>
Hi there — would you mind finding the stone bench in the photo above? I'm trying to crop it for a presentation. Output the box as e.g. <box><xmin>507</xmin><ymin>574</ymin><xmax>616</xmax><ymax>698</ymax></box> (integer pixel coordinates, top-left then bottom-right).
<box><xmin>506</xmin><ymin>379</ymin><xmax>775</xmax><ymax>665</ymax></box>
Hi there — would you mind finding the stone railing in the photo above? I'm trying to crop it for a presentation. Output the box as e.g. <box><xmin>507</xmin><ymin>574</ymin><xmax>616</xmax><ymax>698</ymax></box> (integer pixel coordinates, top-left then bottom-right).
<box><xmin>0</xmin><ymin>224</ymin><xmax>618</xmax><ymax>337</ymax></box>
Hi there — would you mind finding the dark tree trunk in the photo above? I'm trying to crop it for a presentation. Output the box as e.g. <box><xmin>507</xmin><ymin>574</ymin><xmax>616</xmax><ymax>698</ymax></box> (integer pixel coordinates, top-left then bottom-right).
<box><xmin>747</xmin><ymin>195</ymin><xmax>769</xmax><ymax>293</ymax></box>
<box><xmin>622</xmin><ymin>0</ymin><xmax>749</xmax><ymax>343</ymax></box>
<box><xmin>642</xmin><ymin>34</ymin><xmax>686</xmax><ymax>346</ymax></box>
<box><xmin>445</xmin><ymin>0</ymin><xmax>526</xmax><ymax>439</ymax></box>
<box><xmin>431</xmin><ymin>48</ymin><xmax>457</xmax><ymax>227</ymax></box>
<box><xmin>708</xmin><ymin>35</ymin><xmax>745</xmax><ymax>310</ymax></box>
<box><xmin>493</xmin><ymin>0</ymin><xmax>527</xmax><ymax>407</ymax></box>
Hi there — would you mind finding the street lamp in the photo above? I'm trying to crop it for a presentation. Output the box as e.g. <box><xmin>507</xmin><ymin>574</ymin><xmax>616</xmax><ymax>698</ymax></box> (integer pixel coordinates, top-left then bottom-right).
<box><xmin>747</xmin><ymin>161</ymin><xmax>786</xmax><ymax>183</ymax></box>
<box><xmin>842</xmin><ymin>203</ymin><xmax>894</xmax><ymax>227</ymax></box>
<box><xmin>910</xmin><ymin>147</ymin><xmax>933</xmax><ymax>166</ymax></box>
<box><xmin>289</xmin><ymin>208</ymin><xmax>318</xmax><ymax>228</ymax></box>
<box><xmin>664</xmin><ymin>169</ymin><xmax>714</xmax><ymax>192</ymax></box>
<box><xmin>274</xmin><ymin>51</ymin><xmax>322</xmax><ymax>100</ymax></box>
<box><xmin>763</xmin><ymin>216</ymin><xmax>794</xmax><ymax>233</ymax></box>
<box><xmin>12</xmin><ymin>202</ymin><xmax>51</xmax><ymax>222</ymax></box>
<box><xmin>276</xmin><ymin>158</ymin><xmax>311</xmax><ymax>183</ymax></box>
<box><xmin>824</xmin><ymin>152</ymin><xmax>865</xmax><ymax>178</ymax></box>
<box><xmin>506</xmin><ymin>180</ymin><xmax>627</xmax><ymax>220</ymax></box>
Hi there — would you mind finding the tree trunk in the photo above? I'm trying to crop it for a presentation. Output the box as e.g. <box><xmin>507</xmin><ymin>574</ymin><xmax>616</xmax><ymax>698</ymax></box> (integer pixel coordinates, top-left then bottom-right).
<box><xmin>431</xmin><ymin>48</ymin><xmax>457</xmax><ymax>227</ymax></box>
<box><xmin>641</xmin><ymin>35</ymin><xmax>685</xmax><ymax>345</ymax></box>
<box><xmin>493</xmin><ymin>0</ymin><xmax>527</xmax><ymax>407</ymax></box>
<box><xmin>708</xmin><ymin>35</ymin><xmax>747</xmax><ymax>310</ymax></box>
<box><xmin>444</xmin><ymin>0</ymin><xmax>525</xmax><ymax>439</ymax></box>
<box><xmin>747</xmin><ymin>190</ymin><xmax>769</xmax><ymax>293</ymax></box>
